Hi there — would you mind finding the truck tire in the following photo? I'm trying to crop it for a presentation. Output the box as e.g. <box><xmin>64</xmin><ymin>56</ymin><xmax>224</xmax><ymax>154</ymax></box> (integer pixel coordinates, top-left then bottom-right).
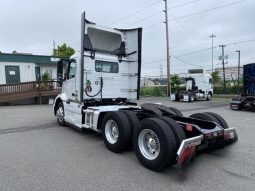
<box><xmin>141</xmin><ymin>103</ymin><xmax>162</xmax><ymax>116</ymax></box>
<box><xmin>159</xmin><ymin>117</ymin><xmax>186</xmax><ymax>147</ymax></box>
<box><xmin>169</xmin><ymin>107</ymin><xmax>183</xmax><ymax>117</ymax></box>
<box><xmin>189</xmin><ymin>93</ymin><xmax>195</xmax><ymax>102</ymax></box>
<box><xmin>204</xmin><ymin>112</ymin><xmax>228</xmax><ymax>129</ymax></box>
<box><xmin>189</xmin><ymin>112</ymin><xmax>221</xmax><ymax>125</ymax></box>
<box><xmin>121</xmin><ymin>110</ymin><xmax>141</xmax><ymax>149</ymax></box>
<box><xmin>56</xmin><ymin>102</ymin><xmax>66</xmax><ymax>126</ymax></box>
<box><xmin>141</xmin><ymin>103</ymin><xmax>175</xmax><ymax>116</ymax></box>
<box><xmin>133</xmin><ymin>118</ymin><xmax>177</xmax><ymax>171</ymax></box>
<box><xmin>102</xmin><ymin>111</ymin><xmax>131</xmax><ymax>153</ymax></box>
<box><xmin>206</xmin><ymin>92</ymin><xmax>212</xmax><ymax>101</ymax></box>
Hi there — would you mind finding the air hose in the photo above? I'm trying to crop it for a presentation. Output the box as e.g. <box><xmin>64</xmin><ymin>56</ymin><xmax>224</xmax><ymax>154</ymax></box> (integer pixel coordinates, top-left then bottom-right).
<box><xmin>85</xmin><ymin>77</ymin><xmax>103</xmax><ymax>97</ymax></box>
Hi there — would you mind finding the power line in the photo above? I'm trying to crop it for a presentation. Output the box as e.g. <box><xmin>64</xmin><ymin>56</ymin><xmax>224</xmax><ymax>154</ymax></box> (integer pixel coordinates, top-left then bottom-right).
<box><xmin>143</xmin><ymin>22</ymin><xmax>163</xmax><ymax>30</ymax></box>
<box><xmin>126</xmin><ymin>0</ymin><xmax>203</xmax><ymax>27</ymax></box>
<box><xmin>175</xmin><ymin>38</ymin><xmax>255</xmax><ymax>58</ymax></box>
<box><xmin>170</xmin><ymin>0</ymin><xmax>247</xmax><ymax>21</ymax></box>
<box><xmin>176</xmin><ymin>48</ymin><xmax>211</xmax><ymax>57</ymax></box>
<box><xmin>142</xmin><ymin>38</ymin><xmax>255</xmax><ymax>68</ymax></box>
<box><xmin>143</xmin><ymin>58</ymin><xmax>166</xmax><ymax>65</ymax></box>
<box><xmin>128</xmin><ymin>11</ymin><xmax>163</xmax><ymax>27</ymax></box>
<box><xmin>107</xmin><ymin>0</ymin><xmax>162</xmax><ymax>26</ymax></box>
<box><xmin>169</xmin><ymin>11</ymin><xmax>201</xmax><ymax>45</ymax></box>
<box><xmin>169</xmin><ymin>0</ymin><xmax>200</xmax><ymax>9</ymax></box>
<box><xmin>172</xmin><ymin>55</ymin><xmax>204</xmax><ymax>67</ymax></box>
<box><xmin>226</xmin><ymin>38</ymin><xmax>255</xmax><ymax>46</ymax></box>
<box><xmin>137</xmin><ymin>0</ymin><xmax>248</xmax><ymax>32</ymax></box>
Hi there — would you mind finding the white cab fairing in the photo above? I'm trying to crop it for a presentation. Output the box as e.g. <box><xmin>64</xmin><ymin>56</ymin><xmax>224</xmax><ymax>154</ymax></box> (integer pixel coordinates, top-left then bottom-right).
<box><xmin>82</xmin><ymin>21</ymin><xmax>142</xmax><ymax>100</ymax></box>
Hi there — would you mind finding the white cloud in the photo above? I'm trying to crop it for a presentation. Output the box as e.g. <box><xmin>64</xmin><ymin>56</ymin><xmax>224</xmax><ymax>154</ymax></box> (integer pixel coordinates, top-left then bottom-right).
<box><xmin>0</xmin><ymin>0</ymin><xmax>254</xmax><ymax>76</ymax></box>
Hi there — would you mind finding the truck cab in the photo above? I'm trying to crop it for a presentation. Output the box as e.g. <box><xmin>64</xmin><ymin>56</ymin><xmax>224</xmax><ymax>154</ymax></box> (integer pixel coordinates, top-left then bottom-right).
<box><xmin>54</xmin><ymin>13</ymin><xmax>142</xmax><ymax>130</ymax></box>
<box><xmin>171</xmin><ymin>70</ymin><xmax>213</xmax><ymax>102</ymax></box>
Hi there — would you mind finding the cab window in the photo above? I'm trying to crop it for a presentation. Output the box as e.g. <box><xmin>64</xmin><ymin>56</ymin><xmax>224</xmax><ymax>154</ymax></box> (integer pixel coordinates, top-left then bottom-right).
<box><xmin>67</xmin><ymin>60</ymin><xmax>76</xmax><ymax>79</ymax></box>
<box><xmin>95</xmin><ymin>60</ymin><xmax>119</xmax><ymax>73</ymax></box>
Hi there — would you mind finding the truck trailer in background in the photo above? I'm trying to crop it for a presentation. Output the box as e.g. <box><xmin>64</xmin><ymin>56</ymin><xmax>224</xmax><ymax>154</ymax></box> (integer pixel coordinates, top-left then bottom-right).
<box><xmin>230</xmin><ymin>63</ymin><xmax>255</xmax><ymax>111</ymax></box>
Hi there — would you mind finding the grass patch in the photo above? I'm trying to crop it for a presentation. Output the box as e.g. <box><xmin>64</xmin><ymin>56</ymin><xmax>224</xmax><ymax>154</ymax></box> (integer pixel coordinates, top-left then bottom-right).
<box><xmin>140</xmin><ymin>86</ymin><xmax>166</xmax><ymax>97</ymax></box>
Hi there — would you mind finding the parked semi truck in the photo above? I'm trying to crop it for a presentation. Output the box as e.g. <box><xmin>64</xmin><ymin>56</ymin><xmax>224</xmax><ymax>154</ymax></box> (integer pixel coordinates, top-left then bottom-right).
<box><xmin>230</xmin><ymin>63</ymin><xmax>255</xmax><ymax>111</ymax></box>
<box><xmin>171</xmin><ymin>69</ymin><xmax>213</xmax><ymax>102</ymax></box>
<box><xmin>53</xmin><ymin>12</ymin><xmax>238</xmax><ymax>171</ymax></box>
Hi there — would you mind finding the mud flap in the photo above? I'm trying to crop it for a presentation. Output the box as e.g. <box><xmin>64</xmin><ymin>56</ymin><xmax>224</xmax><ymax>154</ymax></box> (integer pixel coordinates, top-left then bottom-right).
<box><xmin>176</xmin><ymin>135</ymin><xmax>203</xmax><ymax>170</ymax></box>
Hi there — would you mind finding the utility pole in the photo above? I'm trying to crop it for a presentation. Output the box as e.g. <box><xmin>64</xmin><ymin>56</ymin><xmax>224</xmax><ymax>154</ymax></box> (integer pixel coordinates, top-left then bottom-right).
<box><xmin>53</xmin><ymin>40</ymin><xmax>56</xmax><ymax>52</ymax></box>
<box><xmin>209</xmin><ymin>34</ymin><xmax>216</xmax><ymax>73</ymax></box>
<box><xmin>236</xmin><ymin>50</ymin><xmax>241</xmax><ymax>96</ymax></box>
<box><xmin>219</xmin><ymin>45</ymin><xmax>227</xmax><ymax>93</ymax></box>
<box><xmin>160</xmin><ymin>63</ymin><xmax>163</xmax><ymax>85</ymax></box>
<box><xmin>163</xmin><ymin>0</ymin><xmax>171</xmax><ymax>97</ymax></box>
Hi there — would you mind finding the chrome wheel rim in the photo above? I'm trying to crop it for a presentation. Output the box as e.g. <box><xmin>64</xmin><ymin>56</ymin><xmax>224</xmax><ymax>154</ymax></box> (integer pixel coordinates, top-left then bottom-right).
<box><xmin>190</xmin><ymin>95</ymin><xmax>194</xmax><ymax>101</ymax></box>
<box><xmin>138</xmin><ymin>129</ymin><xmax>160</xmax><ymax>160</ymax></box>
<box><xmin>105</xmin><ymin>120</ymin><xmax>119</xmax><ymax>144</ymax></box>
<box><xmin>56</xmin><ymin>107</ymin><xmax>64</xmax><ymax>122</ymax></box>
<box><xmin>208</xmin><ymin>94</ymin><xmax>211</xmax><ymax>100</ymax></box>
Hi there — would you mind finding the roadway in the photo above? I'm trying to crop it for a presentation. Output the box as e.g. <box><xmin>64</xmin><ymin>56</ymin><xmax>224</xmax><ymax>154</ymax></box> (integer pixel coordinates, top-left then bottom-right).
<box><xmin>0</xmin><ymin>99</ymin><xmax>254</xmax><ymax>191</ymax></box>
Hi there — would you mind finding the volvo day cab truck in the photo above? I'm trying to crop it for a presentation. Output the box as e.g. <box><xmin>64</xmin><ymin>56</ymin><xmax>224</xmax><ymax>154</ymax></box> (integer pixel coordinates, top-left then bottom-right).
<box><xmin>171</xmin><ymin>70</ymin><xmax>213</xmax><ymax>102</ymax></box>
<box><xmin>230</xmin><ymin>63</ymin><xmax>255</xmax><ymax>111</ymax></box>
<box><xmin>53</xmin><ymin>12</ymin><xmax>238</xmax><ymax>171</ymax></box>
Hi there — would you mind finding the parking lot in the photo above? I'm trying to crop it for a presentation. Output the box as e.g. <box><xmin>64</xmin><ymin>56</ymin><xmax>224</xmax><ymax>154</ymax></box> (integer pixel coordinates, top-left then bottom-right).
<box><xmin>0</xmin><ymin>98</ymin><xmax>255</xmax><ymax>191</ymax></box>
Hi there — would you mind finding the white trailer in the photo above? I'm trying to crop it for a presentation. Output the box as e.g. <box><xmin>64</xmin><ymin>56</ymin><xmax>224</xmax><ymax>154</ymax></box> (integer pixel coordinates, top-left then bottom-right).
<box><xmin>171</xmin><ymin>70</ymin><xmax>213</xmax><ymax>102</ymax></box>
<box><xmin>53</xmin><ymin>12</ymin><xmax>237</xmax><ymax>171</ymax></box>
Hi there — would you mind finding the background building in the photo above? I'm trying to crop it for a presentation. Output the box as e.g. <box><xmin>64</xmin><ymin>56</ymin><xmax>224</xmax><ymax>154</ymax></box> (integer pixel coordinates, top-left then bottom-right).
<box><xmin>209</xmin><ymin>66</ymin><xmax>243</xmax><ymax>81</ymax></box>
<box><xmin>0</xmin><ymin>53</ymin><xmax>63</xmax><ymax>85</ymax></box>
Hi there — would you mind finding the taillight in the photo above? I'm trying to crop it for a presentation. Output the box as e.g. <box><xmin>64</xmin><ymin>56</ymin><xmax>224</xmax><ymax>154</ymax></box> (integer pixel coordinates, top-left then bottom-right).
<box><xmin>186</xmin><ymin>124</ymin><xmax>193</xmax><ymax>131</ymax></box>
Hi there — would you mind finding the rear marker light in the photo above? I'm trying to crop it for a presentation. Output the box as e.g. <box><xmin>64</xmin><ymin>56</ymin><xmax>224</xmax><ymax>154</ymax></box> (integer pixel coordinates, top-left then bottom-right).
<box><xmin>186</xmin><ymin>124</ymin><xmax>193</xmax><ymax>131</ymax></box>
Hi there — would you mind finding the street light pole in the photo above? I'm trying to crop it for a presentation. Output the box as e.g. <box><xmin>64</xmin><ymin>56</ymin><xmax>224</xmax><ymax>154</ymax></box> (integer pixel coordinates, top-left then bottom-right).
<box><xmin>209</xmin><ymin>34</ymin><xmax>216</xmax><ymax>73</ymax></box>
<box><xmin>236</xmin><ymin>50</ymin><xmax>241</xmax><ymax>96</ymax></box>
<box><xmin>219</xmin><ymin>45</ymin><xmax>227</xmax><ymax>93</ymax></box>
<box><xmin>163</xmin><ymin>0</ymin><xmax>171</xmax><ymax>97</ymax></box>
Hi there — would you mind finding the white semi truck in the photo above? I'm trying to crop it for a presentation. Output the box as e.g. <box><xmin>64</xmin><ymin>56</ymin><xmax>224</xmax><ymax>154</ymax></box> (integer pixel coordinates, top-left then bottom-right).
<box><xmin>171</xmin><ymin>70</ymin><xmax>213</xmax><ymax>102</ymax></box>
<box><xmin>53</xmin><ymin>12</ymin><xmax>237</xmax><ymax>171</ymax></box>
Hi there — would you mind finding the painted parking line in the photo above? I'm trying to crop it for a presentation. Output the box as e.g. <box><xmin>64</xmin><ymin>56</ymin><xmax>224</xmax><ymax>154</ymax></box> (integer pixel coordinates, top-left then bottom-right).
<box><xmin>242</xmin><ymin>117</ymin><xmax>255</xmax><ymax>122</ymax></box>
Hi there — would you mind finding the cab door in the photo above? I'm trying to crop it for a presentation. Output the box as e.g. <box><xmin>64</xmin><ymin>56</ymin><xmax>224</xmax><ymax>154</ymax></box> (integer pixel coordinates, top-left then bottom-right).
<box><xmin>61</xmin><ymin>60</ymin><xmax>78</xmax><ymax>101</ymax></box>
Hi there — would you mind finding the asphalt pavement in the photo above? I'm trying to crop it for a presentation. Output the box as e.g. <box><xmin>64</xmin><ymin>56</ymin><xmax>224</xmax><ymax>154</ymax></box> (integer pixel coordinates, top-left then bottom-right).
<box><xmin>0</xmin><ymin>98</ymin><xmax>254</xmax><ymax>191</ymax></box>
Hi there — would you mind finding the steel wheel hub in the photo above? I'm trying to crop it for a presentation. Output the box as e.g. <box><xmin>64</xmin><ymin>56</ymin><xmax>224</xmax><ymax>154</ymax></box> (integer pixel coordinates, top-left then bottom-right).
<box><xmin>138</xmin><ymin>129</ymin><xmax>160</xmax><ymax>160</ymax></box>
<box><xmin>56</xmin><ymin>107</ymin><xmax>64</xmax><ymax>122</ymax></box>
<box><xmin>105</xmin><ymin>120</ymin><xmax>119</xmax><ymax>144</ymax></box>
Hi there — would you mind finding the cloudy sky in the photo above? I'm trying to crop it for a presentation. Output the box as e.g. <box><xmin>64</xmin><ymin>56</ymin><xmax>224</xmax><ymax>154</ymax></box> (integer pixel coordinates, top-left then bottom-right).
<box><xmin>0</xmin><ymin>0</ymin><xmax>254</xmax><ymax>77</ymax></box>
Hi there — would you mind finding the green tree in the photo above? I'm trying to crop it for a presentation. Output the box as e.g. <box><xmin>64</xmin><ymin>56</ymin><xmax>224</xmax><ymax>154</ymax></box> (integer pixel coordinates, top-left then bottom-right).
<box><xmin>53</xmin><ymin>43</ymin><xmax>75</xmax><ymax>58</ymax></box>
<box><xmin>211</xmin><ymin>71</ymin><xmax>221</xmax><ymax>86</ymax></box>
<box><xmin>170</xmin><ymin>75</ymin><xmax>182</xmax><ymax>90</ymax></box>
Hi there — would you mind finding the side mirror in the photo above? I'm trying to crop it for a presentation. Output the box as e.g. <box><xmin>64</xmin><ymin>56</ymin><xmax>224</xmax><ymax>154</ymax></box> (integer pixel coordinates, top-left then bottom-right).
<box><xmin>57</xmin><ymin>60</ymin><xmax>69</xmax><ymax>82</ymax></box>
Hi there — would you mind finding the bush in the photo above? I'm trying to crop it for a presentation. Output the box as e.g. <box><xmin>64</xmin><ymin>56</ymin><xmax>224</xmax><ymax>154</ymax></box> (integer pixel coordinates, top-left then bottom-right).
<box><xmin>140</xmin><ymin>86</ymin><xmax>187</xmax><ymax>97</ymax></box>
<box><xmin>140</xmin><ymin>86</ymin><xmax>166</xmax><ymax>97</ymax></box>
<box><xmin>42</xmin><ymin>72</ymin><xmax>51</xmax><ymax>81</ymax></box>
<box><xmin>214</xmin><ymin>85</ymin><xmax>243</xmax><ymax>94</ymax></box>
